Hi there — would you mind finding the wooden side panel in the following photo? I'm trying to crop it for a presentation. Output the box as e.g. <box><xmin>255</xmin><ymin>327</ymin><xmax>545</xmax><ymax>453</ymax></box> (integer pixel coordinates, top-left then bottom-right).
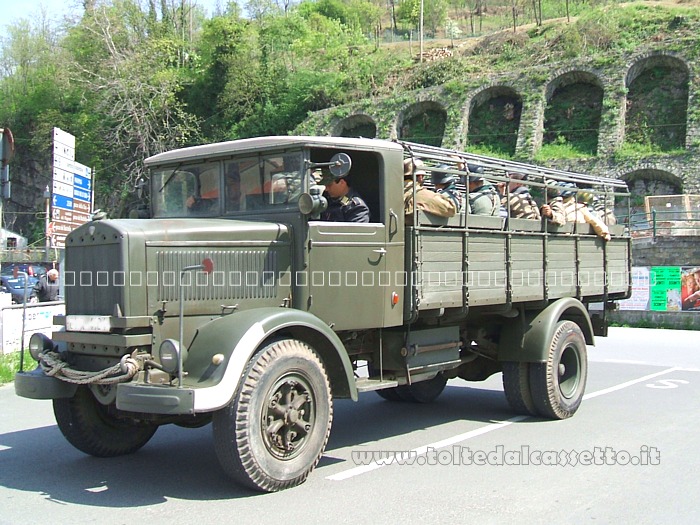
<box><xmin>467</xmin><ymin>233</ymin><xmax>507</xmax><ymax>305</ymax></box>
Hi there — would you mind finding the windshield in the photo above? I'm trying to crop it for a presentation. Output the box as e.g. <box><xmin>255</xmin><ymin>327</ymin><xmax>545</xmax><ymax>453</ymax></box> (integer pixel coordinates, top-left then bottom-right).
<box><xmin>151</xmin><ymin>152</ymin><xmax>305</xmax><ymax>218</ymax></box>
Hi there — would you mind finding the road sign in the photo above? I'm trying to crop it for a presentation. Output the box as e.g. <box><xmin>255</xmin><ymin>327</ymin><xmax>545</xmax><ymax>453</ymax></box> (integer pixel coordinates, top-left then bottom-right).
<box><xmin>52</xmin><ymin>208</ymin><xmax>72</xmax><ymax>222</ymax></box>
<box><xmin>74</xmin><ymin>200</ymin><xmax>90</xmax><ymax>214</ymax></box>
<box><xmin>53</xmin><ymin>127</ymin><xmax>75</xmax><ymax>150</ymax></box>
<box><xmin>73</xmin><ymin>174</ymin><xmax>91</xmax><ymax>191</ymax></box>
<box><xmin>52</xmin><ymin>180</ymin><xmax>73</xmax><ymax>198</ymax></box>
<box><xmin>54</xmin><ymin>156</ymin><xmax>91</xmax><ymax>178</ymax></box>
<box><xmin>53</xmin><ymin>141</ymin><xmax>75</xmax><ymax>161</ymax></box>
<box><xmin>52</xmin><ymin>194</ymin><xmax>74</xmax><ymax>211</ymax></box>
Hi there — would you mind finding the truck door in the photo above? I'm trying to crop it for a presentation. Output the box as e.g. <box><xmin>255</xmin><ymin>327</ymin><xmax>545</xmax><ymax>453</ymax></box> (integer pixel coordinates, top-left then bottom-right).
<box><xmin>306</xmin><ymin>221</ymin><xmax>388</xmax><ymax>330</ymax></box>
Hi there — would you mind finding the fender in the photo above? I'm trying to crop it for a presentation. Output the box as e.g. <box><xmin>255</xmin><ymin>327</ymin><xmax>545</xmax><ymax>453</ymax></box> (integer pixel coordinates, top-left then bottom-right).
<box><xmin>498</xmin><ymin>298</ymin><xmax>594</xmax><ymax>363</ymax></box>
<box><xmin>184</xmin><ymin>307</ymin><xmax>357</xmax><ymax>412</ymax></box>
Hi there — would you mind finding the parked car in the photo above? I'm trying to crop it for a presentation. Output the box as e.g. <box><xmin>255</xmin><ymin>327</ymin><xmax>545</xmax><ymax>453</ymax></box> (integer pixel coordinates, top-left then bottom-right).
<box><xmin>0</xmin><ymin>264</ymin><xmax>48</xmax><ymax>278</ymax></box>
<box><xmin>0</xmin><ymin>275</ymin><xmax>39</xmax><ymax>304</ymax></box>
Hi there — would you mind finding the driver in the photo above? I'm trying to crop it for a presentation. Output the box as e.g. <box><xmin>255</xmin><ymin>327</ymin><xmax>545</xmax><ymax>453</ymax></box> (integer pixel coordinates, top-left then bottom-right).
<box><xmin>318</xmin><ymin>169</ymin><xmax>370</xmax><ymax>223</ymax></box>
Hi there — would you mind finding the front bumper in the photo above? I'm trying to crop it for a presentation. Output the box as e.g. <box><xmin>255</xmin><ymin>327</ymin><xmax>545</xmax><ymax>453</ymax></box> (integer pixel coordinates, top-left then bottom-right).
<box><xmin>116</xmin><ymin>383</ymin><xmax>195</xmax><ymax>415</ymax></box>
<box><xmin>14</xmin><ymin>368</ymin><xmax>77</xmax><ymax>399</ymax></box>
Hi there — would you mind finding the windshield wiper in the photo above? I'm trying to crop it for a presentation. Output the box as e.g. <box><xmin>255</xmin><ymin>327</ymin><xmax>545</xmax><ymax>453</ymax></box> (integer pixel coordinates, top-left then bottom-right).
<box><xmin>158</xmin><ymin>163</ymin><xmax>183</xmax><ymax>193</ymax></box>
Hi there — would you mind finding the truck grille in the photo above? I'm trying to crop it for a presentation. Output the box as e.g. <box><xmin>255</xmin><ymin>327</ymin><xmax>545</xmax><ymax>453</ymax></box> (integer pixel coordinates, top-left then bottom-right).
<box><xmin>65</xmin><ymin>242</ymin><xmax>125</xmax><ymax>316</ymax></box>
<box><xmin>155</xmin><ymin>249</ymin><xmax>278</xmax><ymax>302</ymax></box>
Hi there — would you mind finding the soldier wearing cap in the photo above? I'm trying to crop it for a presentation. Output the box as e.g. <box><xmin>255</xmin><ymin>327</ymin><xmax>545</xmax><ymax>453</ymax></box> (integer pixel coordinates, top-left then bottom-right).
<box><xmin>403</xmin><ymin>158</ymin><xmax>456</xmax><ymax>220</ymax></box>
<box><xmin>503</xmin><ymin>172</ymin><xmax>540</xmax><ymax>220</ymax></box>
<box><xmin>318</xmin><ymin>169</ymin><xmax>370</xmax><ymax>223</ymax></box>
<box><xmin>579</xmin><ymin>190</ymin><xmax>617</xmax><ymax>226</ymax></box>
<box><xmin>431</xmin><ymin>165</ymin><xmax>462</xmax><ymax>212</ymax></box>
<box><xmin>466</xmin><ymin>168</ymin><xmax>500</xmax><ymax>216</ymax></box>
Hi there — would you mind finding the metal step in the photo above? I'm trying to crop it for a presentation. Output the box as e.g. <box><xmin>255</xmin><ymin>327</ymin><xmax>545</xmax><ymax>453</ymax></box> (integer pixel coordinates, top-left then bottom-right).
<box><xmin>355</xmin><ymin>377</ymin><xmax>399</xmax><ymax>392</ymax></box>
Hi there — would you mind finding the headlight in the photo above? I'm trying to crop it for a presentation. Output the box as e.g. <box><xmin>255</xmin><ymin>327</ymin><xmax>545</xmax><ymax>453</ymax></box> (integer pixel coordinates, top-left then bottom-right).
<box><xmin>29</xmin><ymin>333</ymin><xmax>53</xmax><ymax>361</ymax></box>
<box><xmin>158</xmin><ymin>339</ymin><xmax>188</xmax><ymax>374</ymax></box>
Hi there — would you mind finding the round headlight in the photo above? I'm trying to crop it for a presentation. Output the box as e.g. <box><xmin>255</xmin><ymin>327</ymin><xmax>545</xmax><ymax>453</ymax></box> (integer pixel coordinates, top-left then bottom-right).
<box><xmin>158</xmin><ymin>339</ymin><xmax>187</xmax><ymax>374</ymax></box>
<box><xmin>29</xmin><ymin>333</ymin><xmax>53</xmax><ymax>361</ymax></box>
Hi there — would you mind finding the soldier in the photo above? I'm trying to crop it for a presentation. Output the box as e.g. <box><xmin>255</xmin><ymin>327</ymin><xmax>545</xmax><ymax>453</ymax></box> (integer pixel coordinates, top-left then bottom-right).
<box><xmin>502</xmin><ymin>172</ymin><xmax>540</xmax><ymax>220</ymax></box>
<box><xmin>540</xmin><ymin>180</ymin><xmax>567</xmax><ymax>226</ymax></box>
<box><xmin>579</xmin><ymin>190</ymin><xmax>617</xmax><ymax>226</ymax></box>
<box><xmin>467</xmin><ymin>172</ymin><xmax>500</xmax><ymax>216</ymax></box>
<box><xmin>431</xmin><ymin>165</ymin><xmax>462</xmax><ymax>212</ymax></box>
<box><xmin>403</xmin><ymin>159</ymin><xmax>456</xmax><ymax>220</ymax></box>
<box><xmin>319</xmin><ymin>170</ymin><xmax>370</xmax><ymax>223</ymax></box>
<box><xmin>561</xmin><ymin>183</ymin><xmax>611</xmax><ymax>241</ymax></box>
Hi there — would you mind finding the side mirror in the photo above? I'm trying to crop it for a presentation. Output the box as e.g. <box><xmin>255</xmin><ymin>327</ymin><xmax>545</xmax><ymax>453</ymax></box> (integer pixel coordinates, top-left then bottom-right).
<box><xmin>307</xmin><ymin>152</ymin><xmax>352</xmax><ymax>179</ymax></box>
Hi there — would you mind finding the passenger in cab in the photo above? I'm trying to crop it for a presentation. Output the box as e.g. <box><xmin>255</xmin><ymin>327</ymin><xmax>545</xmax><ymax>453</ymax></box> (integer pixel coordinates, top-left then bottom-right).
<box><xmin>319</xmin><ymin>169</ymin><xmax>370</xmax><ymax>223</ymax></box>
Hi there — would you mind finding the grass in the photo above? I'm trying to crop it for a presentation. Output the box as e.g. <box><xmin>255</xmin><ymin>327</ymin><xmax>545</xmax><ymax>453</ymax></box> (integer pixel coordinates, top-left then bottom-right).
<box><xmin>0</xmin><ymin>351</ymin><xmax>34</xmax><ymax>386</ymax></box>
<box><xmin>535</xmin><ymin>142</ymin><xmax>595</xmax><ymax>161</ymax></box>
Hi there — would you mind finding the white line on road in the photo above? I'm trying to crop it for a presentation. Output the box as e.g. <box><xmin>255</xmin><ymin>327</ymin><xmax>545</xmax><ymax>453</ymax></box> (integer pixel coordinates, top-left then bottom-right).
<box><xmin>327</xmin><ymin>366</ymin><xmax>682</xmax><ymax>482</ymax></box>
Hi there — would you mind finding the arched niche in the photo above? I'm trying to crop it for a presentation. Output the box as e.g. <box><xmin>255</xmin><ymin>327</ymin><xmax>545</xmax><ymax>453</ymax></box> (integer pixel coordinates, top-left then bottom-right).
<box><xmin>466</xmin><ymin>86</ymin><xmax>522</xmax><ymax>156</ymax></box>
<box><xmin>333</xmin><ymin>114</ymin><xmax>377</xmax><ymax>139</ymax></box>
<box><xmin>624</xmin><ymin>54</ymin><xmax>689</xmax><ymax>151</ymax></box>
<box><xmin>397</xmin><ymin>101</ymin><xmax>447</xmax><ymax>147</ymax></box>
<box><xmin>543</xmin><ymin>71</ymin><xmax>603</xmax><ymax>155</ymax></box>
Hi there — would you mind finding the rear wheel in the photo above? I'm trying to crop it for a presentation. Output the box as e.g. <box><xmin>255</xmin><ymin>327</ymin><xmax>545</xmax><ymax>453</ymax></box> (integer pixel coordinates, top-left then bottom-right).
<box><xmin>395</xmin><ymin>374</ymin><xmax>448</xmax><ymax>403</ymax></box>
<box><xmin>502</xmin><ymin>361</ymin><xmax>538</xmax><ymax>416</ymax></box>
<box><xmin>529</xmin><ymin>321</ymin><xmax>588</xmax><ymax>419</ymax></box>
<box><xmin>213</xmin><ymin>339</ymin><xmax>332</xmax><ymax>492</ymax></box>
<box><xmin>53</xmin><ymin>386</ymin><xmax>158</xmax><ymax>457</ymax></box>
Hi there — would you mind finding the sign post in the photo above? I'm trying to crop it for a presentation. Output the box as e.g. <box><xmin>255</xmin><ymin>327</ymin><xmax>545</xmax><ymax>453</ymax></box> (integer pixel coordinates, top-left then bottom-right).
<box><xmin>51</xmin><ymin>128</ymin><xmax>93</xmax><ymax>249</ymax></box>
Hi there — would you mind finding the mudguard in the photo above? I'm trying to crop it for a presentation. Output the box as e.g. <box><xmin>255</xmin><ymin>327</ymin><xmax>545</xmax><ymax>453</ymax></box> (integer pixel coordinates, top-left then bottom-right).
<box><xmin>183</xmin><ymin>307</ymin><xmax>357</xmax><ymax>412</ymax></box>
<box><xmin>498</xmin><ymin>298</ymin><xmax>595</xmax><ymax>363</ymax></box>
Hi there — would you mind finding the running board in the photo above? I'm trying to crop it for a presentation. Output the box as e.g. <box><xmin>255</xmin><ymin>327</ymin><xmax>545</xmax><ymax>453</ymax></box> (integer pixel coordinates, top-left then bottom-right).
<box><xmin>356</xmin><ymin>378</ymin><xmax>399</xmax><ymax>392</ymax></box>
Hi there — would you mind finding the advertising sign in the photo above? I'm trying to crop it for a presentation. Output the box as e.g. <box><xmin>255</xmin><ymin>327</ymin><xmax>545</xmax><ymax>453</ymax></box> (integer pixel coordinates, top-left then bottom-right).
<box><xmin>650</xmin><ymin>266</ymin><xmax>681</xmax><ymax>312</ymax></box>
<box><xmin>681</xmin><ymin>266</ymin><xmax>700</xmax><ymax>311</ymax></box>
<box><xmin>617</xmin><ymin>267</ymin><xmax>650</xmax><ymax>311</ymax></box>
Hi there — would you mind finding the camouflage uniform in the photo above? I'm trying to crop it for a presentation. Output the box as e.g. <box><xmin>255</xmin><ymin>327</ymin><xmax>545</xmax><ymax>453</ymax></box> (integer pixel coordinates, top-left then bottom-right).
<box><xmin>563</xmin><ymin>196</ymin><xmax>611</xmax><ymax>240</ymax></box>
<box><xmin>503</xmin><ymin>186</ymin><xmax>541</xmax><ymax>220</ymax></box>
<box><xmin>545</xmin><ymin>196</ymin><xmax>567</xmax><ymax>226</ymax></box>
<box><xmin>404</xmin><ymin>180</ymin><xmax>456</xmax><ymax>218</ymax></box>
<box><xmin>591</xmin><ymin>195</ymin><xmax>617</xmax><ymax>225</ymax></box>
<box><xmin>321</xmin><ymin>187</ymin><xmax>370</xmax><ymax>223</ymax></box>
<box><xmin>468</xmin><ymin>183</ymin><xmax>500</xmax><ymax>216</ymax></box>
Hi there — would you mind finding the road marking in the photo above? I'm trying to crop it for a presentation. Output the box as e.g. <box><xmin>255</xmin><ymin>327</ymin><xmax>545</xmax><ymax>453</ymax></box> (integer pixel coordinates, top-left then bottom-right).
<box><xmin>327</xmin><ymin>366</ymin><xmax>680</xmax><ymax>482</ymax></box>
<box><xmin>646</xmin><ymin>379</ymin><xmax>690</xmax><ymax>389</ymax></box>
<box><xmin>582</xmin><ymin>367</ymin><xmax>678</xmax><ymax>400</ymax></box>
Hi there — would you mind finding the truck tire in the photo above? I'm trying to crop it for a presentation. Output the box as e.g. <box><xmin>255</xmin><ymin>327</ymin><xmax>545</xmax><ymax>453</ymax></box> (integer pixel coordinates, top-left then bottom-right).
<box><xmin>395</xmin><ymin>374</ymin><xmax>448</xmax><ymax>403</ymax></box>
<box><xmin>213</xmin><ymin>339</ymin><xmax>332</xmax><ymax>492</ymax></box>
<box><xmin>529</xmin><ymin>320</ymin><xmax>588</xmax><ymax>419</ymax></box>
<box><xmin>53</xmin><ymin>386</ymin><xmax>158</xmax><ymax>457</ymax></box>
<box><xmin>502</xmin><ymin>361</ymin><xmax>538</xmax><ymax>416</ymax></box>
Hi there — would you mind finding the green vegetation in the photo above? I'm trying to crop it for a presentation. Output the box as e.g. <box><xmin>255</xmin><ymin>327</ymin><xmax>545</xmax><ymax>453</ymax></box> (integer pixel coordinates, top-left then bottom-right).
<box><xmin>467</xmin><ymin>95</ymin><xmax>521</xmax><ymax>157</ymax></box>
<box><xmin>0</xmin><ymin>351</ymin><xmax>33</xmax><ymax>386</ymax></box>
<box><xmin>543</xmin><ymin>83</ymin><xmax>602</xmax><ymax>156</ymax></box>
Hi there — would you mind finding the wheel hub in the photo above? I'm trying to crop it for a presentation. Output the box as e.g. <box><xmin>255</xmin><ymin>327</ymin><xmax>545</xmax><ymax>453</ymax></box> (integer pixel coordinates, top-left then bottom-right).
<box><xmin>263</xmin><ymin>375</ymin><xmax>314</xmax><ymax>459</ymax></box>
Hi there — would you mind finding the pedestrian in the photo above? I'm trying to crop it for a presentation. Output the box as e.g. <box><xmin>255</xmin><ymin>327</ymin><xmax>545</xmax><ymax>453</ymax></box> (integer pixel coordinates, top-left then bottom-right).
<box><xmin>33</xmin><ymin>269</ymin><xmax>59</xmax><ymax>302</ymax></box>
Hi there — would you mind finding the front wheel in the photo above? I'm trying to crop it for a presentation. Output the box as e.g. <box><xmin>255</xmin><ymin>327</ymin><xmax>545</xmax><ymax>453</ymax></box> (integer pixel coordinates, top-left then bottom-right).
<box><xmin>213</xmin><ymin>339</ymin><xmax>332</xmax><ymax>492</ymax></box>
<box><xmin>529</xmin><ymin>320</ymin><xmax>588</xmax><ymax>419</ymax></box>
<box><xmin>53</xmin><ymin>386</ymin><xmax>158</xmax><ymax>457</ymax></box>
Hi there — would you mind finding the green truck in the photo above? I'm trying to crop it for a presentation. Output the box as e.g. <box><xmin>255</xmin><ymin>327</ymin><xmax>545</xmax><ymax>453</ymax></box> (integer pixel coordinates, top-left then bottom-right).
<box><xmin>15</xmin><ymin>136</ymin><xmax>631</xmax><ymax>491</ymax></box>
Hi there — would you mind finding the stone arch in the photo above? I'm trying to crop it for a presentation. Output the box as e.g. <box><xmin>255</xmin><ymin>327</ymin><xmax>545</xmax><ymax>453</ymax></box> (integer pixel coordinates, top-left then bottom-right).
<box><xmin>332</xmin><ymin>113</ymin><xmax>377</xmax><ymax>139</ymax></box>
<box><xmin>621</xmin><ymin>168</ymin><xmax>683</xmax><ymax>216</ymax></box>
<box><xmin>542</xmin><ymin>70</ymin><xmax>604</xmax><ymax>155</ymax></box>
<box><xmin>624</xmin><ymin>53</ymin><xmax>689</xmax><ymax>151</ymax></box>
<box><xmin>396</xmin><ymin>100</ymin><xmax>447</xmax><ymax>147</ymax></box>
<box><xmin>466</xmin><ymin>85</ymin><xmax>522</xmax><ymax>157</ymax></box>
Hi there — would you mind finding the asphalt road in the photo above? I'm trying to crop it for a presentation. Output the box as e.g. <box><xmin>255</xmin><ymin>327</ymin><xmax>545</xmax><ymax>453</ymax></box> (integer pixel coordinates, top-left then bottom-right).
<box><xmin>1</xmin><ymin>327</ymin><xmax>698</xmax><ymax>524</ymax></box>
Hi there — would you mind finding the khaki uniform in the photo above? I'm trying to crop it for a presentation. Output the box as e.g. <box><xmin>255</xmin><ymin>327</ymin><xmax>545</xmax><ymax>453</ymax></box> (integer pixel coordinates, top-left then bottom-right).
<box><xmin>563</xmin><ymin>197</ymin><xmax>611</xmax><ymax>240</ymax></box>
<box><xmin>504</xmin><ymin>186</ymin><xmax>540</xmax><ymax>220</ymax></box>
<box><xmin>591</xmin><ymin>196</ymin><xmax>617</xmax><ymax>225</ymax></box>
<box><xmin>404</xmin><ymin>180</ymin><xmax>456</xmax><ymax>218</ymax></box>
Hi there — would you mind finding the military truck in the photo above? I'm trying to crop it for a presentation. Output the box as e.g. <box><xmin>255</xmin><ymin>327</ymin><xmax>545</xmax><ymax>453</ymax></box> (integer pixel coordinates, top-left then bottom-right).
<box><xmin>15</xmin><ymin>136</ymin><xmax>631</xmax><ymax>492</ymax></box>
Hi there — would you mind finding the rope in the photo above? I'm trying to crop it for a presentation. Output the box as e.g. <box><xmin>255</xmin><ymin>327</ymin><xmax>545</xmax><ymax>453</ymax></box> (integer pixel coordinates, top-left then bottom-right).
<box><xmin>39</xmin><ymin>351</ymin><xmax>140</xmax><ymax>385</ymax></box>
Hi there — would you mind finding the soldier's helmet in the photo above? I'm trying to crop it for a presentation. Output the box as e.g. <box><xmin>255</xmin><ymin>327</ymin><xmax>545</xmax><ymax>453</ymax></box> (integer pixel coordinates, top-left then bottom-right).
<box><xmin>560</xmin><ymin>182</ymin><xmax>578</xmax><ymax>199</ymax></box>
<box><xmin>431</xmin><ymin>164</ymin><xmax>455</xmax><ymax>185</ymax></box>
